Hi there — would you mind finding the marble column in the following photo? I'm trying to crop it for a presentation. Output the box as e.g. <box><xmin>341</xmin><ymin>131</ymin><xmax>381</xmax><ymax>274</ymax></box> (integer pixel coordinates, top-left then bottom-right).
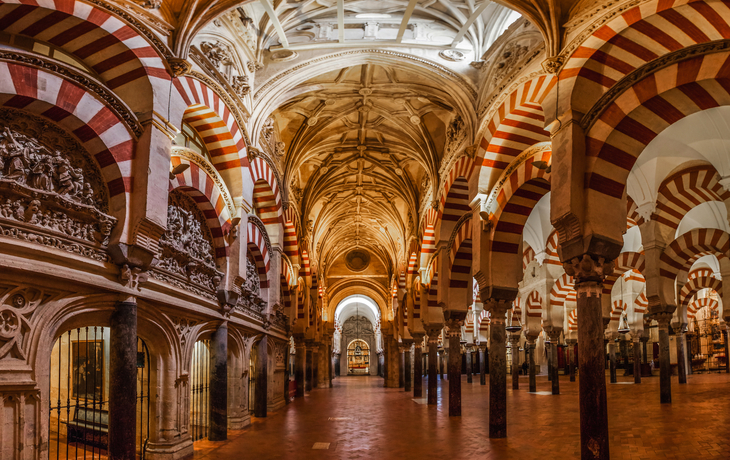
<box><xmin>438</xmin><ymin>349</ymin><xmax>445</xmax><ymax>379</ymax></box>
<box><xmin>567</xmin><ymin>340</ymin><xmax>576</xmax><ymax>382</ymax></box>
<box><xmin>404</xmin><ymin>343</ymin><xmax>412</xmax><ymax>392</ymax></box>
<box><xmin>334</xmin><ymin>353</ymin><xmax>340</xmax><ymax>377</ymax></box>
<box><xmin>526</xmin><ymin>336</ymin><xmax>537</xmax><ymax>393</ymax></box>
<box><xmin>413</xmin><ymin>335</ymin><xmax>424</xmax><ymax>398</ymax></box>
<box><xmin>427</xmin><ymin>333</ymin><xmax>439</xmax><ymax>405</ymax></box>
<box><xmin>573</xmin><ymin>265</ymin><xmax>610</xmax><ymax>460</ymax></box>
<box><xmin>546</xmin><ymin>329</ymin><xmax>561</xmax><ymax>395</ymax></box>
<box><xmin>547</xmin><ymin>341</ymin><xmax>552</xmax><ymax>382</ymax></box>
<box><xmin>633</xmin><ymin>337</ymin><xmax>641</xmax><ymax>384</ymax></box>
<box><xmin>724</xmin><ymin>328</ymin><xmax>730</xmax><ymax>373</ymax></box>
<box><xmin>312</xmin><ymin>346</ymin><xmax>319</xmax><ymax>390</ymax></box>
<box><xmin>487</xmin><ymin>300</ymin><xmax>509</xmax><ymax>438</ymax></box>
<box><xmin>109</xmin><ymin>299</ymin><xmax>137</xmax><ymax>460</ymax></box>
<box><xmin>329</xmin><ymin>346</ymin><xmax>334</xmax><ymax>388</ymax></box>
<box><xmin>318</xmin><ymin>345</ymin><xmax>329</xmax><ymax>389</ymax></box>
<box><xmin>478</xmin><ymin>344</ymin><xmax>487</xmax><ymax>385</ymax></box>
<box><xmin>446</xmin><ymin>320</ymin><xmax>462</xmax><ymax>417</ymax></box>
<box><xmin>509</xmin><ymin>335</ymin><xmax>520</xmax><ymax>390</ymax></box>
<box><xmin>305</xmin><ymin>348</ymin><xmax>313</xmax><ymax>392</ymax></box>
<box><xmin>466</xmin><ymin>345</ymin><xmax>473</xmax><ymax>383</ymax></box>
<box><xmin>253</xmin><ymin>335</ymin><xmax>267</xmax><ymax>418</ymax></box>
<box><xmin>675</xmin><ymin>327</ymin><xmax>687</xmax><ymax>384</ymax></box>
<box><xmin>399</xmin><ymin>345</ymin><xmax>405</xmax><ymax>388</ymax></box>
<box><xmin>563</xmin><ymin>345</ymin><xmax>570</xmax><ymax>376</ymax></box>
<box><xmin>295</xmin><ymin>339</ymin><xmax>306</xmax><ymax>397</ymax></box>
<box><xmin>655</xmin><ymin>314</ymin><xmax>672</xmax><ymax>404</ymax></box>
<box><xmin>608</xmin><ymin>338</ymin><xmax>617</xmax><ymax>383</ymax></box>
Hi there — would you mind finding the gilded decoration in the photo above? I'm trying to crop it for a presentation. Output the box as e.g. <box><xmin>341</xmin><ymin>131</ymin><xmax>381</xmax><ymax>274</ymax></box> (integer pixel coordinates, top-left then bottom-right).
<box><xmin>0</xmin><ymin>110</ymin><xmax>116</xmax><ymax>261</ymax></box>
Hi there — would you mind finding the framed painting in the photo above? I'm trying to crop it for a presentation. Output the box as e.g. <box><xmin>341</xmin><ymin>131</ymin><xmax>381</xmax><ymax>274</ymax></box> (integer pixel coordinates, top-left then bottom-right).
<box><xmin>72</xmin><ymin>340</ymin><xmax>104</xmax><ymax>400</ymax></box>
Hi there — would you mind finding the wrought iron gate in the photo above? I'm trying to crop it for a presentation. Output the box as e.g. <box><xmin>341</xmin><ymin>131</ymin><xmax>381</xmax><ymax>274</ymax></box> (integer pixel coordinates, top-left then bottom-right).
<box><xmin>49</xmin><ymin>327</ymin><xmax>151</xmax><ymax>459</ymax></box>
<box><xmin>190</xmin><ymin>339</ymin><xmax>210</xmax><ymax>442</ymax></box>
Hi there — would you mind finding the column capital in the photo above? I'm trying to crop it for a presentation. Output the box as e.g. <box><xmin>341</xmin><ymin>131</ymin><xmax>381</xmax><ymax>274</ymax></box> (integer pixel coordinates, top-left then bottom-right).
<box><xmin>652</xmin><ymin>312</ymin><xmax>673</xmax><ymax>328</ymax></box>
<box><xmin>444</xmin><ymin>318</ymin><xmax>463</xmax><ymax>336</ymax></box>
<box><xmin>544</xmin><ymin>326</ymin><xmax>563</xmax><ymax>341</ymax></box>
<box><xmin>508</xmin><ymin>335</ymin><xmax>521</xmax><ymax>345</ymax></box>
<box><xmin>563</xmin><ymin>254</ymin><xmax>615</xmax><ymax>285</ymax></box>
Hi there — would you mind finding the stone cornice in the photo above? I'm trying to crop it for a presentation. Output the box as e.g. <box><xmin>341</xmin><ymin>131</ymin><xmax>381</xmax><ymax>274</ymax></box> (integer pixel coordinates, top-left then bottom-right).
<box><xmin>0</xmin><ymin>50</ymin><xmax>143</xmax><ymax>139</ymax></box>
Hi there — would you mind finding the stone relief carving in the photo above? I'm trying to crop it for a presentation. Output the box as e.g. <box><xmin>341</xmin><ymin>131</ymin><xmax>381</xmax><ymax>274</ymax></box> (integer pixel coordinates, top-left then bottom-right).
<box><xmin>490</xmin><ymin>42</ymin><xmax>530</xmax><ymax>86</ymax></box>
<box><xmin>231</xmin><ymin>75</ymin><xmax>250</xmax><ymax>97</ymax></box>
<box><xmin>172</xmin><ymin>316</ymin><xmax>198</xmax><ymax>349</ymax></box>
<box><xmin>244</xmin><ymin>255</ymin><xmax>260</xmax><ymax>295</ymax></box>
<box><xmin>0</xmin><ymin>111</ymin><xmax>116</xmax><ymax>260</ymax></box>
<box><xmin>225</xmin><ymin>10</ymin><xmax>257</xmax><ymax>52</ymax></box>
<box><xmin>0</xmin><ymin>287</ymin><xmax>41</xmax><ymax>363</ymax></box>
<box><xmin>153</xmin><ymin>191</ymin><xmax>223</xmax><ymax>292</ymax></box>
<box><xmin>200</xmin><ymin>40</ymin><xmax>234</xmax><ymax>70</ymax></box>
<box><xmin>445</xmin><ymin>115</ymin><xmax>466</xmax><ymax>155</ymax></box>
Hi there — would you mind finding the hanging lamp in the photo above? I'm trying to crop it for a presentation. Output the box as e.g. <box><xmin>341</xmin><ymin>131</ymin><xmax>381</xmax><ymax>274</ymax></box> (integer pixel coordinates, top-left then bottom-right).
<box><xmin>618</xmin><ymin>312</ymin><xmax>631</xmax><ymax>334</ymax></box>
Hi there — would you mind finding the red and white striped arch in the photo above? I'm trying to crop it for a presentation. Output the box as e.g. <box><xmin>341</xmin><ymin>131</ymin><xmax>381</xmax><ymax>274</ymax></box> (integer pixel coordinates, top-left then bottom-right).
<box><xmin>247</xmin><ymin>222</ymin><xmax>270</xmax><ymax>288</ymax></box>
<box><xmin>281</xmin><ymin>259</ymin><xmax>292</xmax><ymax>286</ymax></box>
<box><xmin>523</xmin><ymin>244</ymin><xmax>536</xmax><ymax>271</ymax></box>
<box><xmin>634</xmin><ymin>291</ymin><xmax>649</xmax><ymax>315</ymax></box>
<box><xmin>249</xmin><ymin>157</ymin><xmax>282</xmax><ymax>226</ymax></box>
<box><xmin>413</xmin><ymin>277</ymin><xmax>421</xmax><ymax>320</ymax></box>
<box><xmin>439</xmin><ymin>177</ymin><xmax>470</xmax><ymax>230</ymax></box>
<box><xmin>0</xmin><ymin>62</ymin><xmax>133</xmax><ymax>235</ymax></box>
<box><xmin>477</xmin><ymin>75</ymin><xmax>555</xmax><ymax>177</ymax></box>
<box><xmin>478</xmin><ymin>309</ymin><xmax>490</xmax><ymax>332</ymax></box>
<box><xmin>407</xmin><ymin>252</ymin><xmax>418</xmax><ymax>276</ymax></box>
<box><xmin>679</xmin><ymin>269</ymin><xmax>722</xmax><ymax>310</ymax></box>
<box><xmin>281</xmin><ymin>273</ymin><xmax>291</xmax><ymax>312</ymax></box>
<box><xmin>550</xmin><ymin>273</ymin><xmax>576</xmax><ymax>309</ymax></box>
<box><xmin>627</xmin><ymin>197</ymin><xmax>643</xmax><ymax>228</ymax></box>
<box><xmin>427</xmin><ymin>266</ymin><xmax>439</xmax><ymax>311</ymax></box>
<box><xmin>449</xmin><ymin>219</ymin><xmax>472</xmax><ymax>290</ymax></box>
<box><xmin>545</xmin><ymin>231</ymin><xmax>561</xmax><ymax>267</ymax></box>
<box><xmin>526</xmin><ymin>291</ymin><xmax>543</xmax><ymax>318</ymax></box>
<box><xmin>440</xmin><ymin>156</ymin><xmax>476</xmax><ymax>212</ymax></box>
<box><xmin>561</xmin><ymin>0</ymin><xmax>730</xmax><ymax>113</ymax></box>
<box><xmin>584</xmin><ymin>50</ymin><xmax>730</xmax><ymax>201</ymax></box>
<box><xmin>654</xmin><ymin>166</ymin><xmax>730</xmax><ymax>231</ymax></box>
<box><xmin>610</xmin><ymin>300</ymin><xmax>628</xmax><ymax>323</ymax></box>
<box><xmin>659</xmin><ymin>228</ymin><xmax>730</xmax><ymax>281</ymax></box>
<box><xmin>465</xmin><ymin>305</ymin><xmax>475</xmax><ymax>336</ymax></box>
<box><xmin>0</xmin><ymin>0</ymin><xmax>168</xmax><ymax>100</ymax></box>
<box><xmin>568</xmin><ymin>308</ymin><xmax>578</xmax><ymax>332</ymax></box>
<box><xmin>688</xmin><ymin>296</ymin><xmax>720</xmax><ymax>319</ymax></box>
<box><xmin>283</xmin><ymin>207</ymin><xmax>300</xmax><ymax>264</ymax></box>
<box><xmin>300</xmin><ymin>250</ymin><xmax>310</xmax><ymax>277</ymax></box>
<box><xmin>603</xmin><ymin>251</ymin><xmax>645</xmax><ymax>295</ymax></box>
<box><xmin>512</xmin><ymin>297</ymin><xmax>522</xmax><ymax>322</ymax></box>
<box><xmin>174</xmin><ymin>77</ymin><xmax>248</xmax><ymax>192</ymax></box>
<box><xmin>170</xmin><ymin>156</ymin><xmax>232</xmax><ymax>259</ymax></box>
<box><xmin>420</xmin><ymin>208</ymin><xmax>438</xmax><ymax>268</ymax></box>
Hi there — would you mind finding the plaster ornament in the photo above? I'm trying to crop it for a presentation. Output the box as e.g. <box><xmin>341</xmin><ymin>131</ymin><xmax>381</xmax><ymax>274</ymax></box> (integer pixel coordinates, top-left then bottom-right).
<box><xmin>307</xmin><ymin>118</ymin><xmax>318</xmax><ymax>127</ymax></box>
<box><xmin>231</xmin><ymin>75</ymin><xmax>251</xmax><ymax>97</ymax></box>
<box><xmin>325</xmin><ymin>99</ymin><xmax>337</xmax><ymax>106</ymax></box>
<box><xmin>541</xmin><ymin>55</ymin><xmax>565</xmax><ymax>74</ymax></box>
<box><xmin>200</xmin><ymin>41</ymin><xmax>233</xmax><ymax>69</ymax></box>
<box><xmin>247</xmin><ymin>61</ymin><xmax>264</xmax><ymax>73</ymax></box>
<box><xmin>445</xmin><ymin>115</ymin><xmax>466</xmax><ymax>154</ymax></box>
<box><xmin>0</xmin><ymin>288</ymin><xmax>42</xmax><ymax>362</ymax></box>
<box><xmin>439</xmin><ymin>49</ymin><xmax>466</xmax><ymax>62</ymax></box>
<box><xmin>120</xmin><ymin>264</ymin><xmax>148</xmax><ymax>291</ymax></box>
<box><xmin>226</xmin><ymin>10</ymin><xmax>257</xmax><ymax>51</ymax></box>
<box><xmin>410</xmin><ymin>115</ymin><xmax>421</xmax><ymax>124</ymax></box>
<box><xmin>138</xmin><ymin>0</ymin><xmax>162</xmax><ymax>8</ymax></box>
<box><xmin>635</xmin><ymin>202</ymin><xmax>656</xmax><ymax>222</ymax></box>
<box><xmin>155</xmin><ymin>191</ymin><xmax>223</xmax><ymax>292</ymax></box>
<box><xmin>270</xmin><ymin>50</ymin><xmax>299</xmax><ymax>62</ymax></box>
<box><xmin>491</xmin><ymin>42</ymin><xmax>529</xmax><ymax>86</ymax></box>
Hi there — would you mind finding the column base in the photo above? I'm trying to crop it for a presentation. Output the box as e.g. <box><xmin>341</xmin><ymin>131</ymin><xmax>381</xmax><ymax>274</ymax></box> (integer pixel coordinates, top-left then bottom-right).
<box><xmin>145</xmin><ymin>439</ymin><xmax>194</xmax><ymax>460</ymax></box>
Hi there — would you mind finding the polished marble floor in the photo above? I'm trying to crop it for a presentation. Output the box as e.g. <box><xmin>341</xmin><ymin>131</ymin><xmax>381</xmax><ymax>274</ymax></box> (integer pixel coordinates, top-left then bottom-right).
<box><xmin>193</xmin><ymin>372</ymin><xmax>730</xmax><ymax>460</ymax></box>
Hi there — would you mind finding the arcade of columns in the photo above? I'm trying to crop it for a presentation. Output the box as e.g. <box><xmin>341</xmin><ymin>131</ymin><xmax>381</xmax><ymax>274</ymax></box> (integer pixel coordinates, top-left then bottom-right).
<box><xmin>0</xmin><ymin>0</ymin><xmax>730</xmax><ymax>459</ymax></box>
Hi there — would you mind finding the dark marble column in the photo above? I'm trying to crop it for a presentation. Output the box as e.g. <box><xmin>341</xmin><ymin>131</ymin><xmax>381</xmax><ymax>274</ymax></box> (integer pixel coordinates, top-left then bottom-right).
<box><xmin>446</xmin><ymin>321</ymin><xmax>462</xmax><ymax>417</ymax></box>
<box><xmin>438</xmin><ymin>350</ymin><xmax>445</xmax><ymax>379</ymax></box>
<box><xmin>526</xmin><ymin>337</ymin><xmax>537</xmax><ymax>392</ymax></box>
<box><xmin>295</xmin><ymin>340</ymin><xmax>306</xmax><ymax>397</ymax></box>
<box><xmin>466</xmin><ymin>345</ymin><xmax>473</xmax><ymax>383</ymax></box>
<box><xmin>109</xmin><ymin>300</ymin><xmax>137</xmax><ymax>460</ymax></box>
<box><xmin>382</xmin><ymin>340</ymin><xmax>388</xmax><ymax>385</ymax></box>
<box><xmin>399</xmin><ymin>346</ymin><xmax>405</xmax><ymax>388</ymax></box>
<box><xmin>479</xmin><ymin>344</ymin><xmax>487</xmax><ymax>385</ymax></box>
<box><xmin>305</xmin><ymin>348</ymin><xmax>313</xmax><ymax>392</ymax></box>
<box><xmin>210</xmin><ymin>322</ymin><xmax>229</xmax><ymax>438</ymax></box>
<box><xmin>486</xmin><ymin>300</ymin><xmax>509</xmax><ymax>438</ymax></box>
<box><xmin>546</xmin><ymin>329</ymin><xmax>561</xmax><ymax>395</ymax></box>
<box><xmin>547</xmin><ymin>341</ymin><xmax>552</xmax><ymax>382</ymax></box>
<box><xmin>676</xmin><ymin>328</ymin><xmax>687</xmax><ymax>384</ymax></box>
<box><xmin>253</xmin><ymin>334</ymin><xmax>267</xmax><ymax>418</ymax></box>
<box><xmin>329</xmin><ymin>346</ymin><xmax>334</xmax><ymax>387</ymax></box>
<box><xmin>334</xmin><ymin>353</ymin><xmax>340</xmax><ymax>377</ymax></box>
<box><xmin>724</xmin><ymin>329</ymin><xmax>730</xmax><ymax>373</ymax></box>
<box><xmin>655</xmin><ymin>314</ymin><xmax>672</xmax><ymax>404</ymax></box>
<box><xmin>404</xmin><ymin>343</ymin><xmax>412</xmax><ymax>392</ymax></box>
<box><xmin>312</xmin><ymin>346</ymin><xmax>319</xmax><ymax>389</ymax></box>
<box><xmin>413</xmin><ymin>335</ymin><xmax>423</xmax><ymax>397</ymax></box>
<box><xmin>642</xmin><ymin>336</ymin><xmax>649</xmax><ymax>364</ymax></box>
<box><xmin>621</xmin><ymin>337</ymin><xmax>631</xmax><ymax>376</ymax></box>
<box><xmin>509</xmin><ymin>335</ymin><xmax>520</xmax><ymax>390</ymax></box>
<box><xmin>427</xmin><ymin>333</ymin><xmax>439</xmax><ymax>405</ymax></box>
<box><xmin>574</xmin><ymin>271</ymin><xmax>610</xmax><ymax>460</ymax></box>
<box><xmin>608</xmin><ymin>338</ymin><xmax>617</xmax><ymax>383</ymax></box>
<box><xmin>633</xmin><ymin>337</ymin><xmax>641</xmax><ymax>384</ymax></box>
<box><xmin>567</xmin><ymin>340</ymin><xmax>576</xmax><ymax>382</ymax></box>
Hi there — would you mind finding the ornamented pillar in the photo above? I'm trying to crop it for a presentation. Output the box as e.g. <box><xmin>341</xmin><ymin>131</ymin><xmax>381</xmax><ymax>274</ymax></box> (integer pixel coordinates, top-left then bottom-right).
<box><xmin>654</xmin><ymin>313</ymin><xmax>672</xmax><ymax>404</ymax></box>
<box><xmin>426</xmin><ymin>330</ymin><xmax>439</xmax><ymax>405</ymax></box>
<box><xmin>565</xmin><ymin>255</ymin><xmax>614</xmax><ymax>460</ymax></box>
<box><xmin>294</xmin><ymin>337</ymin><xmax>306</xmax><ymax>397</ymax></box>
<box><xmin>485</xmin><ymin>300</ymin><xmax>510</xmax><ymax>438</ymax></box>
<box><xmin>526</xmin><ymin>335</ymin><xmax>537</xmax><ymax>393</ymax></box>
<box><xmin>545</xmin><ymin>328</ymin><xmax>561</xmax><ymax>395</ymax></box>
<box><xmin>478</xmin><ymin>344</ymin><xmax>487</xmax><ymax>385</ymax></box>
<box><xmin>413</xmin><ymin>334</ymin><xmax>424</xmax><ymax>397</ymax></box>
<box><xmin>109</xmin><ymin>298</ymin><xmax>138</xmax><ymax>459</ymax></box>
<box><xmin>509</xmin><ymin>335</ymin><xmax>520</xmax><ymax>390</ymax></box>
<box><xmin>253</xmin><ymin>334</ymin><xmax>267</xmax><ymax>418</ymax></box>
<box><xmin>566</xmin><ymin>339</ymin><xmax>576</xmax><ymax>382</ymax></box>
<box><xmin>445</xmin><ymin>319</ymin><xmax>463</xmax><ymax>417</ymax></box>
<box><xmin>404</xmin><ymin>340</ymin><xmax>413</xmax><ymax>392</ymax></box>
<box><xmin>633</xmin><ymin>336</ymin><xmax>641</xmax><ymax>384</ymax></box>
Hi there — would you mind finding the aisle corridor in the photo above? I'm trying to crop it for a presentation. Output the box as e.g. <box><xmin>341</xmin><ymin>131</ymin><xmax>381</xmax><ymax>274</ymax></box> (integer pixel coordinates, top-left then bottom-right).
<box><xmin>192</xmin><ymin>374</ymin><xmax>730</xmax><ymax>460</ymax></box>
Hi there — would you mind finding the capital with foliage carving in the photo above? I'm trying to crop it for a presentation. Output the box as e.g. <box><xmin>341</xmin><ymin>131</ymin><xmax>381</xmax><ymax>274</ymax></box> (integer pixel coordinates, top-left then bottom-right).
<box><xmin>563</xmin><ymin>254</ymin><xmax>614</xmax><ymax>284</ymax></box>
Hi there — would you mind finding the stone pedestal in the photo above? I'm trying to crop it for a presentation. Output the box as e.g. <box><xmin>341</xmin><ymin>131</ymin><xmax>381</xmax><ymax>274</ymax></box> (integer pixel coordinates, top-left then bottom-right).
<box><xmin>486</xmin><ymin>300</ymin><xmax>509</xmax><ymax>438</ymax></box>
<box><xmin>295</xmin><ymin>341</ymin><xmax>306</xmax><ymax>397</ymax></box>
<box><xmin>574</xmin><ymin>275</ymin><xmax>609</xmax><ymax>460</ymax></box>
<box><xmin>109</xmin><ymin>300</ymin><xmax>137</xmax><ymax>460</ymax></box>
<box><xmin>446</xmin><ymin>321</ymin><xmax>462</xmax><ymax>417</ymax></box>
<box><xmin>427</xmin><ymin>333</ymin><xmax>439</xmax><ymax>405</ymax></box>
<box><xmin>413</xmin><ymin>336</ymin><xmax>424</xmax><ymax>398</ymax></box>
<box><xmin>253</xmin><ymin>334</ymin><xmax>267</xmax><ymax>418</ymax></box>
<box><xmin>479</xmin><ymin>344</ymin><xmax>487</xmax><ymax>385</ymax></box>
<box><xmin>655</xmin><ymin>314</ymin><xmax>672</xmax><ymax>404</ymax></box>
<box><xmin>509</xmin><ymin>335</ymin><xmax>520</xmax><ymax>390</ymax></box>
<box><xmin>633</xmin><ymin>338</ymin><xmax>641</xmax><ymax>384</ymax></box>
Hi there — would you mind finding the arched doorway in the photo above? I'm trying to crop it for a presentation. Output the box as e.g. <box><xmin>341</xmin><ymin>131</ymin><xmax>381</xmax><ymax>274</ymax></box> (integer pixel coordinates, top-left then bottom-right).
<box><xmin>347</xmin><ymin>339</ymin><xmax>370</xmax><ymax>375</ymax></box>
